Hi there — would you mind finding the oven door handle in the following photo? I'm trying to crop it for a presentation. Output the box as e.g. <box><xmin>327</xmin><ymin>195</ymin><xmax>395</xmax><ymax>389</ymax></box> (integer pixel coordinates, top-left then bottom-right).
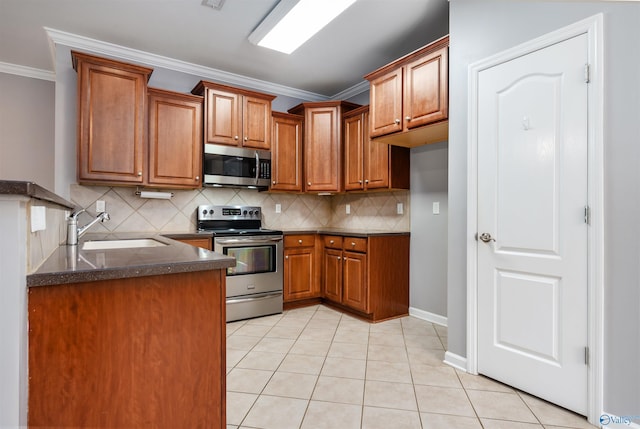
<box><xmin>216</xmin><ymin>237</ymin><xmax>283</xmax><ymax>245</ymax></box>
<box><xmin>227</xmin><ymin>292</ymin><xmax>283</xmax><ymax>305</ymax></box>
<box><xmin>255</xmin><ymin>151</ymin><xmax>260</xmax><ymax>184</ymax></box>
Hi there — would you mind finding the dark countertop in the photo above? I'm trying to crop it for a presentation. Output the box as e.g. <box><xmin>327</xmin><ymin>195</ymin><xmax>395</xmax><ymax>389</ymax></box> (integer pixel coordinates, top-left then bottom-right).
<box><xmin>27</xmin><ymin>233</ymin><xmax>235</xmax><ymax>287</ymax></box>
<box><xmin>283</xmin><ymin>229</ymin><xmax>410</xmax><ymax>238</ymax></box>
<box><xmin>0</xmin><ymin>180</ymin><xmax>75</xmax><ymax>210</ymax></box>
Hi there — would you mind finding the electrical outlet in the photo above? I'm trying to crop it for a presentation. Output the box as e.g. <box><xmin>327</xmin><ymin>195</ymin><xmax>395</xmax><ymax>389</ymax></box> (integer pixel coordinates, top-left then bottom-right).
<box><xmin>275</xmin><ymin>203</ymin><xmax>281</xmax><ymax>213</ymax></box>
<box><xmin>346</xmin><ymin>204</ymin><xmax>351</xmax><ymax>215</ymax></box>
<box><xmin>433</xmin><ymin>202</ymin><xmax>440</xmax><ymax>215</ymax></box>
<box><xmin>397</xmin><ymin>203</ymin><xmax>403</xmax><ymax>215</ymax></box>
<box><xmin>96</xmin><ymin>200</ymin><xmax>106</xmax><ymax>213</ymax></box>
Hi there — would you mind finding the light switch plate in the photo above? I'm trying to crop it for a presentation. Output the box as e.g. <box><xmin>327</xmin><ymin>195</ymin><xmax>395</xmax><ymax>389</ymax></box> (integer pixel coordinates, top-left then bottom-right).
<box><xmin>96</xmin><ymin>200</ymin><xmax>106</xmax><ymax>213</ymax></box>
<box><xmin>275</xmin><ymin>203</ymin><xmax>281</xmax><ymax>213</ymax></box>
<box><xmin>346</xmin><ymin>204</ymin><xmax>351</xmax><ymax>215</ymax></box>
<box><xmin>433</xmin><ymin>202</ymin><xmax>440</xmax><ymax>215</ymax></box>
<box><xmin>397</xmin><ymin>203</ymin><xmax>404</xmax><ymax>215</ymax></box>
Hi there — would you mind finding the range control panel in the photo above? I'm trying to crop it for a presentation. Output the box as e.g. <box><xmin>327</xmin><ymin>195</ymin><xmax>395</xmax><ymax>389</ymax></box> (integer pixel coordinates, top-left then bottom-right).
<box><xmin>198</xmin><ymin>205</ymin><xmax>261</xmax><ymax>221</ymax></box>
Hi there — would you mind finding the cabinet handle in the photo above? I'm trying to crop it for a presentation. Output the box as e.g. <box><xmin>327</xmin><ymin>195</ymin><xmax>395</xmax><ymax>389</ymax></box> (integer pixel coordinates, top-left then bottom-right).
<box><xmin>405</xmin><ymin>116</ymin><xmax>411</xmax><ymax>121</ymax></box>
<box><xmin>234</xmin><ymin>135</ymin><xmax>239</xmax><ymax>140</ymax></box>
<box><xmin>137</xmin><ymin>171</ymin><xmax>142</xmax><ymax>176</ymax></box>
<box><xmin>298</xmin><ymin>239</ymin><xmax>303</xmax><ymax>244</ymax></box>
<box><xmin>394</xmin><ymin>118</ymin><xmax>400</xmax><ymax>124</ymax></box>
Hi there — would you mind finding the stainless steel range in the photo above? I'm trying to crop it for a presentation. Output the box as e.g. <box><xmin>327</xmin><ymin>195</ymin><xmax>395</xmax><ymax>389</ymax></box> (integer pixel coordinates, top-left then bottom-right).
<box><xmin>197</xmin><ymin>205</ymin><xmax>283</xmax><ymax>322</ymax></box>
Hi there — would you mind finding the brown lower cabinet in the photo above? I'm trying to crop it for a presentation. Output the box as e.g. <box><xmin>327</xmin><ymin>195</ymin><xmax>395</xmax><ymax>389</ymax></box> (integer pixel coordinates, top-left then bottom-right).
<box><xmin>286</xmin><ymin>233</ymin><xmax>409</xmax><ymax>321</ymax></box>
<box><xmin>173</xmin><ymin>236</ymin><xmax>212</xmax><ymax>250</ymax></box>
<box><xmin>28</xmin><ymin>270</ymin><xmax>226</xmax><ymax>428</ymax></box>
<box><xmin>283</xmin><ymin>235</ymin><xmax>321</xmax><ymax>304</ymax></box>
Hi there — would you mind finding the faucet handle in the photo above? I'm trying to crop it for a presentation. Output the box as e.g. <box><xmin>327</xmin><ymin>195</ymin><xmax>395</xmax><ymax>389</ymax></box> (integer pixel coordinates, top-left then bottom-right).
<box><xmin>101</xmin><ymin>212</ymin><xmax>110</xmax><ymax>221</ymax></box>
<box><xmin>69</xmin><ymin>208</ymin><xmax>86</xmax><ymax>221</ymax></box>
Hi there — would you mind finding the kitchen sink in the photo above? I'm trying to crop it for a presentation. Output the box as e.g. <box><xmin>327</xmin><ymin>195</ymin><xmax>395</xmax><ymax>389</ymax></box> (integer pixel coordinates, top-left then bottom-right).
<box><xmin>82</xmin><ymin>238</ymin><xmax>168</xmax><ymax>250</ymax></box>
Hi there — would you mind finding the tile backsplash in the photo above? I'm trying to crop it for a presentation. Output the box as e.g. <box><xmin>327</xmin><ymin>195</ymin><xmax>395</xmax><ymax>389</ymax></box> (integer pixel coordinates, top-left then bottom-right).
<box><xmin>69</xmin><ymin>185</ymin><xmax>410</xmax><ymax>233</ymax></box>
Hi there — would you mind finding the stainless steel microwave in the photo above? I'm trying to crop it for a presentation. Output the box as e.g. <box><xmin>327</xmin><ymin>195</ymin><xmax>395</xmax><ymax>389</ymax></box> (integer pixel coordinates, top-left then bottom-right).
<box><xmin>203</xmin><ymin>144</ymin><xmax>271</xmax><ymax>190</ymax></box>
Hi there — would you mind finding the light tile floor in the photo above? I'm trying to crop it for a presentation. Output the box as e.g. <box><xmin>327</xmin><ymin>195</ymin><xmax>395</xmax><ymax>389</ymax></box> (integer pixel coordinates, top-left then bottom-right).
<box><xmin>226</xmin><ymin>305</ymin><xmax>595</xmax><ymax>429</ymax></box>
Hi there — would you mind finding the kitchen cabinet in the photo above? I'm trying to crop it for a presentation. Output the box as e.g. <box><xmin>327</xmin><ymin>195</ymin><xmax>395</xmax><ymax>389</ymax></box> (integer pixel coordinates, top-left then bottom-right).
<box><xmin>343</xmin><ymin>106</ymin><xmax>410</xmax><ymax>191</ymax></box>
<box><xmin>288</xmin><ymin>101</ymin><xmax>360</xmax><ymax>193</ymax></box>
<box><xmin>271</xmin><ymin>112</ymin><xmax>304</xmax><ymax>192</ymax></box>
<box><xmin>365</xmin><ymin>35</ymin><xmax>449</xmax><ymax>147</ymax></box>
<box><xmin>28</xmin><ymin>270</ymin><xmax>227</xmax><ymax>427</ymax></box>
<box><xmin>72</xmin><ymin>51</ymin><xmax>153</xmax><ymax>185</ymax></box>
<box><xmin>172</xmin><ymin>236</ymin><xmax>211</xmax><ymax>250</ymax></box>
<box><xmin>147</xmin><ymin>88</ymin><xmax>203</xmax><ymax>188</ymax></box>
<box><xmin>283</xmin><ymin>235</ymin><xmax>321</xmax><ymax>303</ymax></box>
<box><xmin>192</xmin><ymin>81</ymin><xmax>275</xmax><ymax>150</ymax></box>
<box><xmin>321</xmin><ymin>234</ymin><xmax>410</xmax><ymax>321</ymax></box>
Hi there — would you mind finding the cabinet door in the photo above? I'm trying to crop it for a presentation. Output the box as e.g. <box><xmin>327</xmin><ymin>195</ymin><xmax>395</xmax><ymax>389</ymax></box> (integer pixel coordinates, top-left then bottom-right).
<box><xmin>271</xmin><ymin>113</ymin><xmax>303</xmax><ymax>191</ymax></box>
<box><xmin>204</xmin><ymin>88</ymin><xmax>241</xmax><ymax>146</ymax></box>
<box><xmin>304</xmin><ymin>106</ymin><xmax>341</xmax><ymax>192</ymax></box>
<box><xmin>369</xmin><ymin>67</ymin><xmax>403</xmax><ymax>138</ymax></box>
<box><xmin>344</xmin><ymin>112</ymin><xmax>364</xmax><ymax>191</ymax></box>
<box><xmin>284</xmin><ymin>247</ymin><xmax>317</xmax><ymax>302</ymax></box>
<box><xmin>75</xmin><ymin>55</ymin><xmax>150</xmax><ymax>184</ymax></box>
<box><xmin>343</xmin><ymin>251</ymin><xmax>368</xmax><ymax>313</ymax></box>
<box><xmin>174</xmin><ymin>237</ymin><xmax>211</xmax><ymax>250</ymax></box>
<box><xmin>362</xmin><ymin>111</ymin><xmax>390</xmax><ymax>190</ymax></box>
<box><xmin>243</xmin><ymin>96</ymin><xmax>272</xmax><ymax>149</ymax></box>
<box><xmin>323</xmin><ymin>248</ymin><xmax>343</xmax><ymax>303</ymax></box>
<box><xmin>404</xmin><ymin>46</ymin><xmax>448</xmax><ymax>129</ymax></box>
<box><xmin>148</xmin><ymin>90</ymin><xmax>203</xmax><ymax>188</ymax></box>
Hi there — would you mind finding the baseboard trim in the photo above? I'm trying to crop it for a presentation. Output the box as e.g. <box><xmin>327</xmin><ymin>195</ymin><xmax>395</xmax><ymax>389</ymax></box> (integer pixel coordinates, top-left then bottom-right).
<box><xmin>443</xmin><ymin>351</ymin><xmax>467</xmax><ymax>372</ymax></box>
<box><xmin>600</xmin><ymin>412</ymin><xmax>640</xmax><ymax>428</ymax></box>
<box><xmin>408</xmin><ymin>307</ymin><xmax>447</xmax><ymax>326</ymax></box>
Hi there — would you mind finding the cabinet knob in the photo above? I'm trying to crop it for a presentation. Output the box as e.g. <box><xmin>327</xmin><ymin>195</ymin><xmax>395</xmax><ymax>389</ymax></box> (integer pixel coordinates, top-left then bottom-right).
<box><xmin>234</xmin><ymin>135</ymin><xmax>239</xmax><ymax>140</ymax></box>
<box><xmin>307</xmin><ymin>182</ymin><xmax>311</xmax><ymax>186</ymax></box>
<box><xmin>394</xmin><ymin>118</ymin><xmax>400</xmax><ymax>124</ymax></box>
<box><xmin>272</xmin><ymin>180</ymin><xmax>276</xmax><ymax>185</ymax></box>
<box><xmin>337</xmin><ymin>256</ymin><xmax>341</xmax><ymax>260</ymax></box>
<box><xmin>195</xmin><ymin>176</ymin><xmax>200</xmax><ymax>180</ymax></box>
<box><xmin>244</xmin><ymin>136</ymin><xmax>248</xmax><ymax>141</ymax></box>
<box><xmin>137</xmin><ymin>171</ymin><xmax>142</xmax><ymax>176</ymax></box>
<box><xmin>329</xmin><ymin>240</ymin><xmax>334</xmax><ymax>244</ymax></box>
<box><xmin>285</xmin><ymin>255</ymin><xmax>289</xmax><ymax>259</ymax></box>
<box><xmin>405</xmin><ymin>116</ymin><xmax>411</xmax><ymax>121</ymax></box>
<box><xmin>351</xmin><ymin>242</ymin><xmax>356</xmax><ymax>247</ymax></box>
<box><xmin>298</xmin><ymin>239</ymin><xmax>303</xmax><ymax>244</ymax></box>
<box><xmin>365</xmin><ymin>179</ymin><xmax>369</xmax><ymax>184</ymax></box>
<box><xmin>358</xmin><ymin>180</ymin><xmax>362</xmax><ymax>184</ymax></box>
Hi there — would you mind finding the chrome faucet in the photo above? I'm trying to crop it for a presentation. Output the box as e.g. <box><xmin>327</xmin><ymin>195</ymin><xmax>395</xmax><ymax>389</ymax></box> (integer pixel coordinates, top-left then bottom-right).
<box><xmin>67</xmin><ymin>209</ymin><xmax>110</xmax><ymax>246</ymax></box>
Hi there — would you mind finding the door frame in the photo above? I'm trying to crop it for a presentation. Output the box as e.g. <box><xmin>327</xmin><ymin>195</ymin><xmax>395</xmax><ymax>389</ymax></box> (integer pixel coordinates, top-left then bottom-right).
<box><xmin>466</xmin><ymin>14</ymin><xmax>604</xmax><ymax>425</ymax></box>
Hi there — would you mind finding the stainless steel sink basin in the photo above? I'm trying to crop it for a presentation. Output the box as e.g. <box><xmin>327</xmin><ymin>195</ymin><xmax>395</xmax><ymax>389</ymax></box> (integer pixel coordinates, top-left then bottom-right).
<box><xmin>82</xmin><ymin>238</ymin><xmax>168</xmax><ymax>250</ymax></box>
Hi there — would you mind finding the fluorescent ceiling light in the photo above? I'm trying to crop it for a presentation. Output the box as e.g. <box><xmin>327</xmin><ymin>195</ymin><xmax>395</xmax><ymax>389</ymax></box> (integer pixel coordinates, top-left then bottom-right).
<box><xmin>249</xmin><ymin>0</ymin><xmax>358</xmax><ymax>54</ymax></box>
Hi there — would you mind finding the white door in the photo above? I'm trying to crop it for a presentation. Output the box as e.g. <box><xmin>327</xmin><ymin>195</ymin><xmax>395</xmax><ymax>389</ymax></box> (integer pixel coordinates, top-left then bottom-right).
<box><xmin>477</xmin><ymin>34</ymin><xmax>589</xmax><ymax>414</ymax></box>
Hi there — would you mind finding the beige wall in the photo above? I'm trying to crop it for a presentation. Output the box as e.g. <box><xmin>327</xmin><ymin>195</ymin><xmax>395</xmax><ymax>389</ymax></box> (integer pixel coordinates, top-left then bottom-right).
<box><xmin>69</xmin><ymin>185</ymin><xmax>410</xmax><ymax>233</ymax></box>
<box><xmin>0</xmin><ymin>73</ymin><xmax>55</xmax><ymax>190</ymax></box>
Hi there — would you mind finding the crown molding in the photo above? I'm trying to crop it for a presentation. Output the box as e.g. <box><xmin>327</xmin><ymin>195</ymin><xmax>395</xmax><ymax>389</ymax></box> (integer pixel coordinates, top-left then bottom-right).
<box><xmin>331</xmin><ymin>80</ymin><xmax>369</xmax><ymax>100</ymax></box>
<box><xmin>0</xmin><ymin>62</ymin><xmax>55</xmax><ymax>81</ymax></box>
<box><xmin>44</xmin><ymin>27</ymin><xmax>329</xmax><ymax>101</ymax></box>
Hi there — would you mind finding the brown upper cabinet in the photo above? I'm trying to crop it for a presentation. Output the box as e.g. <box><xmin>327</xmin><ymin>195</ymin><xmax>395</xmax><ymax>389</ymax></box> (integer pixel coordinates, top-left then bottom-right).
<box><xmin>147</xmin><ymin>88</ymin><xmax>203</xmax><ymax>188</ymax></box>
<box><xmin>72</xmin><ymin>51</ymin><xmax>153</xmax><ymax>185</ymax></box>
<box><xmin>288</xmin><ymin>101</ymin><xmax>360</xmax><ymax>193</ymax></box>
<box><xmin>343</xmin><ymin>106</ymin><xmax>410</xmax><ymax>191</ymax></box>
<box><xmin>271</xmin><ymin>112</ymin><xmax>304</xmax><ymax>192</ymax></box>
<box><xmin>365</xmin><ymin>35</ymin><xmax>449</xmax><ymax>147</ymax></box>
<box><xmin>191</xmin><ymin>81</ymin><xmax>275</xmax><ymax>150</ymax></box>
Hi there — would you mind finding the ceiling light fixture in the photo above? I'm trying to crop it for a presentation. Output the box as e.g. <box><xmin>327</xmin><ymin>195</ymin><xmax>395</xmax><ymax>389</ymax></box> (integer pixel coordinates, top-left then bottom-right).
<box><xmin>248</xmin><ymin>0</ymin><xmax>358</xmax><ymax>54</ymax></box>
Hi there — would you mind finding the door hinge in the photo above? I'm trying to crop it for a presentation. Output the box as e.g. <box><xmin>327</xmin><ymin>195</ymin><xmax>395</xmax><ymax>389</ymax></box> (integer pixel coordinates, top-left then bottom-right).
<box><xmin>584</xmin><ymin>64</ymin><xmax>590</xmax><ymax>83</ymax></box>
<box><xmin>584</xmin><ymin>205</ymin><xmax>591</xmax><ymax>225</ymax></box>
<box><xmin>584</xmin><ymin>346</ymin><xmax>590</xmax><ymax>366</ymax></box>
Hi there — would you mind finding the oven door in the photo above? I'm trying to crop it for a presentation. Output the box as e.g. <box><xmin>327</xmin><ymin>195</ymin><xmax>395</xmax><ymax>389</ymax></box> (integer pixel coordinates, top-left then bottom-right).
<box><xmin>214</xmin><ymin>235</ymin><xmax>284</xmax><ymax>298</ymax></box>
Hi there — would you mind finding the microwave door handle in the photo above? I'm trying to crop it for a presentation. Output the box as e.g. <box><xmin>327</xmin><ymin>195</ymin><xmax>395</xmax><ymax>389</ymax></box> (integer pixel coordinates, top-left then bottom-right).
<box><xmin>255</xmin><ymin>151</ymin><xmax>259</xmax><ymax>184</ymax></box>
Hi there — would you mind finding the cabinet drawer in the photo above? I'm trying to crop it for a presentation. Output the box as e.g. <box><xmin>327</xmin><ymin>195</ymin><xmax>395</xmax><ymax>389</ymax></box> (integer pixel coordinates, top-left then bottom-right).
<box><xmin>284</xmin><ymin>235</ymin><xmax>315</xmax><ymax>248</ymax></box>
<box><xmin>323</xmin><ymin>235</ymin><xmax>343</xmax><ymax>249</ymax></box>
<box><xmin>343</xmin><ymin>237</ymin><xmax>367</xmax><ymax>253</ymax></box>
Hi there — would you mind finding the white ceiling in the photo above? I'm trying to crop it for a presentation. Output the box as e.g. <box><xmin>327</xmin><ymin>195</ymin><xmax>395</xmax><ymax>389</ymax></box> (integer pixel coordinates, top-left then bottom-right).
<box><xmin>0</xmin><ymin>0</ymin><xmax>449</xmax><ymax>98</ymax></box>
